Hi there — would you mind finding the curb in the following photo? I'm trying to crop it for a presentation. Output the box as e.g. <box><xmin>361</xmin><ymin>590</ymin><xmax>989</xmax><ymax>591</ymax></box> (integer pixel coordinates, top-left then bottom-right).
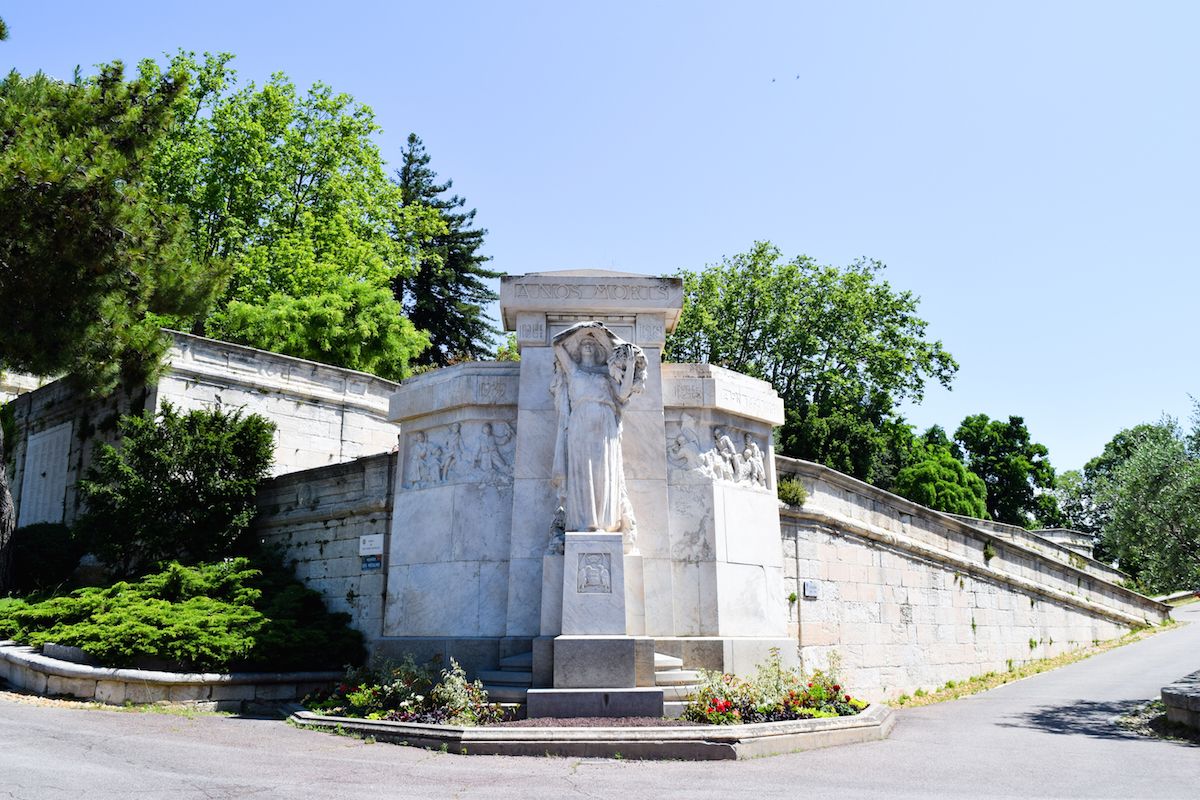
<box><xmin>288</xmin><ymin>703</ymin><xmax>895</xmax><ymax>760</ymax></box>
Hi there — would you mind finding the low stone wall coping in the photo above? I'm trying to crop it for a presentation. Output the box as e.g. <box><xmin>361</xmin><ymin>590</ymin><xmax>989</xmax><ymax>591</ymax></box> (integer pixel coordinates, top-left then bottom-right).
<box><xmin>0</xmin><ymin>642</ymin><xmax>341</xmax><ymax>708</ymax></box>
<box><xmin>0</xmin><ymin>642</ymin><xmax>341</xmax><ymax>686</ymax></box>
<box><xmin>290</xmin><ymin>703</ymin><xmax>895</xmax><ymax>760</ymax></box>
<box><xmin>1162</xmin><ymin>670</ymin><xmax>1200</xmax><ymax>715</ymax></box>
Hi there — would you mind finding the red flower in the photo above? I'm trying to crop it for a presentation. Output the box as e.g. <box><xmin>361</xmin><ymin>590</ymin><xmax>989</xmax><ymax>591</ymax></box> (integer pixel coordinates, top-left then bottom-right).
<box><xmin>807</xmin><ymin>682</ymin><xmax>813</xmax><ymax>687</ymax></box>
<box><xmin>844</xmin><ymin>694</ymin><xmax>851</xmax><ymax>702</ymax></box>
<box><xmin>833</xmin><ymin>684</ymin><xmax>841</xmax><ymax>691</ymax></box>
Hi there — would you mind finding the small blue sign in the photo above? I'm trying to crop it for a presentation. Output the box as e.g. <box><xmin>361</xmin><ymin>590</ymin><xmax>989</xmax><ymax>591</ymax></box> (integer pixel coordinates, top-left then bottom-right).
<box><xmin>361</xmin><ymin>555</ymin><xmax>382</xmax><ymax>571</ymax></box>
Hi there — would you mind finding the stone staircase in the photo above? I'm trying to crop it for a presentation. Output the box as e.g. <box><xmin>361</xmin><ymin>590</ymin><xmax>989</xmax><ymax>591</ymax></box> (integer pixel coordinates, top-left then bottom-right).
<box><xmin>479</xmin><ymin>651</ymin><xmax>534</xmax><ymax>704</ymax></box>
<box><xmin>479</xmin><ymin>651</ymin><xmax>701</xmax><ymax>717</ymax></box>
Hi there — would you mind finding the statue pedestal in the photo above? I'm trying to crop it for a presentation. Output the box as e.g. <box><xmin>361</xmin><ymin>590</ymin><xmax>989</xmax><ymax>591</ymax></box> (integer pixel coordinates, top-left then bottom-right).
<box><xmin>562</xmin><ymin>532</ymin><xmax>626</xmax><ymax>635</ymax></box>
<box><xmin>526</xmin><ymin>531</ymin><xmax>663</xmax><ymax>716</ymax></box>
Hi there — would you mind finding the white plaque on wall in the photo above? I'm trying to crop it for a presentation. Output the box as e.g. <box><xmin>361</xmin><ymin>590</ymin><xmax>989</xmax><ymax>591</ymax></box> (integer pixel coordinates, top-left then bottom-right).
<box><xmin>17</xmin><ymin>422</ymin><xmax>72</xmax><ymax>527</ymax></box>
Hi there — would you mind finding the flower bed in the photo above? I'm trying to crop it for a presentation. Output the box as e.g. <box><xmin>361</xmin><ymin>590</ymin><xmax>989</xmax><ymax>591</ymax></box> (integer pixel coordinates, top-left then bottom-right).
<box><xmin>303</xmin><ymin>657</ymin><xmax>511</xmax><ymax>726</ymax></box>
<box><xmin>681</xmin><ymin>651</ymin><xmax>866</xmax><ymax>725</ymax></box>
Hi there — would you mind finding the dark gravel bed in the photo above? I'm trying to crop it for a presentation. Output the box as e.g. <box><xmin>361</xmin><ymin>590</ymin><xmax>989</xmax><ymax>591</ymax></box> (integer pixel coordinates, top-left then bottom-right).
<box><xmin>488</xmin><ymin>716</ymin><xmax>694</xmax><ymax>728</ymax></box>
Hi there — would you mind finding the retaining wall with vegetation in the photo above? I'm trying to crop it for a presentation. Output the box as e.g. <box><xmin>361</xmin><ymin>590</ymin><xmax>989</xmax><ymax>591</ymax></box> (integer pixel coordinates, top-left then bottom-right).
<box><xmin>254</xmin><ymin>452</ymin><xmax>396</xmax><ymax>645</ymax></box>
<box><xmin>776</xmin><ymin>457</ymin><xmax>1171</xmax><ymax>700</ymax></box>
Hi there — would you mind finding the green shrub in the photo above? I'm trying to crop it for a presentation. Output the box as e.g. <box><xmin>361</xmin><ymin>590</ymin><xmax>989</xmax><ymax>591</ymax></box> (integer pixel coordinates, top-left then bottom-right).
<box><xmin>0</xmin><ymin>558</ymin><xmax>363</xmax><ymax>671</ymax></box>
<box><xmin>777</xmin><ymin>478</ymin><xmax>807</xmax><ymax>507</ymax></box>
<box><xmin>306</xmin><ymin>657</ymin><xmax>507</xmax><ymax>726</ymax></box>
<box><xmin>681</xmin><ymin>648</ymin><xmax>865</xmax><ymax>725</ymax></box>
<box><xmin>77</xmin><ymin>403</ymin><xmax>275</xmax><ymax>576</ymax></box>
<box><xmin>6</xmin><ymin>523</ymin><xmax>85</xmax><ymax>595</ymax></box>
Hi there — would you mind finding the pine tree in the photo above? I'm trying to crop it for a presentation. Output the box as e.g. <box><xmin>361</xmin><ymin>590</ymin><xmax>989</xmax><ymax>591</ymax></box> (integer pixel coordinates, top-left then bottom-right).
<box><xmin>393</xmin><ymin>134</ymin><xmax>502</xmax><ymax>366</ymax></box>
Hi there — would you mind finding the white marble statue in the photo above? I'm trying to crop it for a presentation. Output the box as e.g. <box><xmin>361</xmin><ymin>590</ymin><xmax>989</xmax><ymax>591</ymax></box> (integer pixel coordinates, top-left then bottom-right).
<box><xmin>550</xmin><ymin>322</ymin><xmax>647</xmax><ymax>542</ymax></box>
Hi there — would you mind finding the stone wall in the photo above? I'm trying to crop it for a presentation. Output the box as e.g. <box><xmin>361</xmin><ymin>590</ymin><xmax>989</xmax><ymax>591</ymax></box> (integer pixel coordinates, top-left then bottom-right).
<box><xmin>945</xmin><ymin>515</ymin><xmax>1106</xmax><ymax>570</ymax></box>
<box><xmin>0</xmin><ymin>371</ymin><xmax>51</xmax><ymax>404</ymax></box>
<box><xmin>254</xmin><ymin>453</ymin><xmax>396</xmax><ymax>645</ymax></box>
<box><xmin>776</xmin><ymin>456</ymin><xmax>1170</xmax><ymax>700</ymax></box>
<box><xmin>7</xmin><ymin>331</ymin><xmax>400</xmax><ymax>526</ymax></box>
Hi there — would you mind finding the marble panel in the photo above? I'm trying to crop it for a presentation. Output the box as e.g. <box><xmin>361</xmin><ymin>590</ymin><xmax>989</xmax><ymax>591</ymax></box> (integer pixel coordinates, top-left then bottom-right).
<box><xmin>504</xmin><ymin>557</ymin><xmax>544</xmax><ymax>637</ymax></box>
<box><xmin>720</xmin><ymin>484</ymin><xmax>784</xmax><ymax>568</ymax></box>
<box><xmin>641</xmin><ymin>556</ymin><xmax>677</xmax><ymax>637</ymax></box>
<box><xmin>715</xmin><ymin>561</ymin><xmax>782</xmax><ymax>636</ymax></box>
<box><xmin>516</xmin><ymin>347</ymin><xmax>557</xmax><ymax>411</ymax></box>
<box><xmin>512</xmin><ymin>408</ymin><xmax>558</xmax><ymax>481</ymax></box>
<box><xmin>499</xmin><ymin>273</ymin><xmax>684</xmax><ymax>330</ymax></box>
<box><xmin>624</xmin><ymin>352</ymin><xmax>664</xmax><ymax>413</ymax></box>
<box><xmin>397</xmin><ymin>561</ymin><xmax>480</xmax><ymax>636</ymax></box>
<box><xmin>667</xmin><ymin>483</ymin><xmax>717</xmax><ymax>563</ymax></box>
<box><xmin>508</xmin><ymin>478</ymin><xmax>559</xmax><ymax>560</ymax></box>
<box><xmin>515</xmin><ymin>312</ymin><xmax>548</xmax><ymax>346</ymax></box>
<box><xmin>562</xmin><ymin>533</ymin><xmax>627</xmax><ymax>635</ymax></box>
<box><xmin>390</xmin><ymin>485</ymin><xmax>454</xmax><ymax>565</ymax></box>
<box><xmin>621</xmin><ymin>410</ymin><xmax>668</xmax><ymax>481</ymax></box>
<box><xmin>625</xmin><ymin>478</ymin><xmax>670</xmax><ymax>559</ymax></box>
<box><xmin>477</xmin><ymin>560</ymin><xmax>510</xmax><ymax>637</ymax></box>
<box><xmin>540</xmin><ymin>554</ymin><xmax>565</xmax><ymax>636</ymax></box>
<box><xmin>451</xmin><ymin>482</ymin><xmax>512</xmax><ymax>562</ymax></box>
<box><xmin>671</xmin><ymin>561</ymin><xmax>703</xmax><ymax>635</ymax></box>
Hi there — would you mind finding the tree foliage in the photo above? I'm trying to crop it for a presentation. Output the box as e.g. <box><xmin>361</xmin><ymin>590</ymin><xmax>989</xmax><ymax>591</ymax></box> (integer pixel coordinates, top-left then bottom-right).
<box><xmin>393</xmin><ymin>134</ymin><xmax>502</xmax><ymax>366</ymax></box>
<box><xmin>0</xmin><ymin>558</ymin><xmax>364</xmax><ymax>670</ymax></box>
<box><xmin>952</xmin><ymin>414</ymin><xmax>1057</xmax><ymax>526</ymax></box>
<box><xmin>893</xmin><ymin>431</ymin><xmax>988</xmax><ymax>518</ymax></box>
<box><xmin>1093</xmin><ymin>417</ymin><xmax>1200</xmax><ymax>592</ymax></box>
<box><xmin>77</xmin><ymin>404</ymin><xmax>275</xmax><ymax>577</ymax></box>
<box><xmin>666</xmin><ymin>242</ymin><xmax>957</xmax><ymax>484</ymax></box>
<box><xmin>145</xmin><ymin>52</ymin><xmax>441</xmax><ymax>378</ymax></box>
<box><xmin>0</xmin><ymin>62</ymin><xmax>223</xmax><ymax>392</ymax></box>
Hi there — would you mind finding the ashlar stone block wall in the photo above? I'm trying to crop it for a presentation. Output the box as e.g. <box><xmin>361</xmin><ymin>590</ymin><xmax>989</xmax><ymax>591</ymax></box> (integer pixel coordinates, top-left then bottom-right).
<box><xmin>777</xmin><ymin>456</ymin><xmax>1170</xmax><ymax>700</ymax></box>
<box><xmin>254</xmin><ymin>452</ymin><xmax>396</xmax><ymax>644</ymax></box>
<box><xmin>7</xmin><ymin>331</ymin><xmax>401</xmax><ymax>527</ymax></box>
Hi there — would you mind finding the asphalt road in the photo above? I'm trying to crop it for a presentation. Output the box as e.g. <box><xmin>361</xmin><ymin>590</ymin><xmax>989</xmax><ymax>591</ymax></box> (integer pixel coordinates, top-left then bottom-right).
<box><xmin>2</xmin><ymin>604</ymin><xmax>1197</xmax><ymax>800</ymax></box>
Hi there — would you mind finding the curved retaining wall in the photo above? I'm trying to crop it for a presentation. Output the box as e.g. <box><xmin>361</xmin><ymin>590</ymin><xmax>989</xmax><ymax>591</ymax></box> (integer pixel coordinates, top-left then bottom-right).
<box><xmin>775</xmin><ymin>457</ymin><xmax>1169</xmax><ymax>699</ymax></box>
<box><xmin>0</xmin><ymin>642</ymin><xmax>339</xmax><ymax>708</ymax></box>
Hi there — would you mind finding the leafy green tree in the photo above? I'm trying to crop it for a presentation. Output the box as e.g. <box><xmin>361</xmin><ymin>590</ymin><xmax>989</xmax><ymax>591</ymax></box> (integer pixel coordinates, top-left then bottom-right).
<box><xmin>893</xmin><ymin>427</ymin><xmax>988</xmax><ymax>518</ymax></box>
<box><xmin>393</xmin><ymin>134</ymin><xmax>502</xmax><ymax>366</ymax></box>
<box><xmin>667</xmin><ymin>242</ymin><xmax>957</xmax><ymax>484</ymax></box>
<box><xmin>953</xmin><ymin>414</ymin><xmax>1056</xmax><ymax>526</ymax></box>
<box><xmin>77</xmin><ymin>404</ymin><xmax>275</xmax><ymax>577</ymax></box>
<box><xmin>1095</xmin><ymin>416</ymin><xmax>1200</xmax><ymax>593</ymax></box>
<box><xmin>145</xmin><ymin>53</ymin><xmax>440</xmax><ymax>378</ymax></box>
<box><xmin>0</xmin><ymin>62</ymin><xmax>223</xmax><ymax>392</ymax></box>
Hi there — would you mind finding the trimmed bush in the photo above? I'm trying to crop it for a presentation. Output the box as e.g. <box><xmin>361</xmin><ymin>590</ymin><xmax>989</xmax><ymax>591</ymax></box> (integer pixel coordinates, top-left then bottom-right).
<box><xmin>77</xmin><ymin>403</ymin><xmax>275</xmax><ymax>576</ymax></box>
<box><xmin>0</xmin><ymin>558</ymin><xmax>364</xmax><ymax>671</ymax></box>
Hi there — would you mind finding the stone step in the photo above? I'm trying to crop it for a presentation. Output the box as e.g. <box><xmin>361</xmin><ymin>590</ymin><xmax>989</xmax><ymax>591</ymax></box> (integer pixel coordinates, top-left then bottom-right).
<box><xmin>660</xmin><ymin>683</ymin><xmax>696</xmax><ymax>701</ymax></box>
<box><xmin>482</xmin><ymin>684</ymin><xmax>529</xmax><ymax>703</ymax></box>
<box><xmin>654</xmin><ymin>652</ymin><xmax>683</xmax><ymax>670</ymax></box>
<box><xmin>655</xmin><ymin>669</ymin><xmax>701</xmax><ymax>686</ymax></box>
<box><xmin>478</xmin><ymin>670</ymin><xmax>532</xmax><ymax>686</ymax></box>
<box><xmin>498</xmin><ymin>651</ymin><xmax>533</xmax><ymax>670</ymax></box>
<box><xmin>663</xmin><ymin>701</ymin><xmax>689</xmax><ymax>719</ymax></box>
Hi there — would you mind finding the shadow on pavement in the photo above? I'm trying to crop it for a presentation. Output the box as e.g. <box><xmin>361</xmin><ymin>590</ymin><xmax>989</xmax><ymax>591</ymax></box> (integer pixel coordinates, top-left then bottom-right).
<box><xmin>996</xmin><ymin>699</ymin><xmax>1145</xmax><ymax>741</ymax></box>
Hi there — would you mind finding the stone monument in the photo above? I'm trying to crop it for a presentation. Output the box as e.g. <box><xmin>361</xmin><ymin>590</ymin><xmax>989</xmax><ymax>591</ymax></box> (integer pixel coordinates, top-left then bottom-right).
<box><xmin>383</xmin><ymin>269</ymin><xmax>791</xmax><ymax>715</ymax></box>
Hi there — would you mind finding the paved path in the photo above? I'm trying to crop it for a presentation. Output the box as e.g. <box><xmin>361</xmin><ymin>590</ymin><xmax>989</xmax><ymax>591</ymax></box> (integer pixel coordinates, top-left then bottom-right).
<box><xmin>2</xmin><ymin>605</ymin><xmax>1198</xmax><ymax>800</ymax></box>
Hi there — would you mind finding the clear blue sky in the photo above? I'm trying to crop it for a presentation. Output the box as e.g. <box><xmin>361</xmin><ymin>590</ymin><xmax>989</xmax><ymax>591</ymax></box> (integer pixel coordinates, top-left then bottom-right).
<box><xmin>4</xmin><ymin>1</ymin><xmax>1197</xmax><ymax>470</ymax></box>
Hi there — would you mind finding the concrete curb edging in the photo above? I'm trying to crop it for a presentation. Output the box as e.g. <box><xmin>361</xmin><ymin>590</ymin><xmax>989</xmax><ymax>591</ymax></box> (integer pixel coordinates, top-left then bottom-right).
<box><xmin>288</xmin><ymin>703</ymin><xmax>895</xmax><ymax>760</ymax></box>
<box><xmin>1161</xmin><ymin>670</ymin><xmax>1200</xmax><ymax>731</ymax></box>
<box><xmin>0</xmin><ymin>641</ymin><xmax>341</xmax><ymax>708</ymax></box>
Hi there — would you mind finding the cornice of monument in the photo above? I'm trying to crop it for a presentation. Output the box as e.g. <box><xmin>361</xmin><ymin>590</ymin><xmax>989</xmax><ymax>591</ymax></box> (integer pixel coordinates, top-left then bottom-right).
<box><xmin>499</xmin><ymin>270</ymin><xmax>684</xmax><ymax>331</ymax></box>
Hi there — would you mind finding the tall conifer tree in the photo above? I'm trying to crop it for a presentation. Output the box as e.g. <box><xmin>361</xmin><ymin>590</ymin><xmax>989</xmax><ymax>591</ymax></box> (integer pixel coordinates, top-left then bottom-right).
<box><xmin>393</xmin><ymin>134</ymin><xmax>501</xmax><ymax>366</ymax></box>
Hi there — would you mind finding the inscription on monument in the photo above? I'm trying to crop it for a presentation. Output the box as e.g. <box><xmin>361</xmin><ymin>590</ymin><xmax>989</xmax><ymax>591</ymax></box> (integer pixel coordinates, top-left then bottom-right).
<box><xmin>576</xmin><ymin>552</ymin><xmax>612</xmax><ymax>594</ymax></box>
<box><xmin>517</xmin><ymin>320</ymin><xmax>546</xmax><ymax>341</ymax></box>
<box><xmin>514</xmin><ymin>282</ymin><xmax>672</xmax><ymax>301</ymax></box>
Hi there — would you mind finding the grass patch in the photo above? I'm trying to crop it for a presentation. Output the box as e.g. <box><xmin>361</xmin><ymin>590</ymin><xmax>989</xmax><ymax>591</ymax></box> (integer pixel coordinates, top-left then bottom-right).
<box><xmin>890</xmin><ymin>623</ymin><xmax>1175</xmax><ymax>708</ymax></box>
<box><xmin>1116</xmin><ymin>699</ymin><xmax>1200</xmax><ymax>745</ymax></box>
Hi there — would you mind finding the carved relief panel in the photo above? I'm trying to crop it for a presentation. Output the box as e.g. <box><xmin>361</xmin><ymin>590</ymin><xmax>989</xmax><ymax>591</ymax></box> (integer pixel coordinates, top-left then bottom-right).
<box><xmin>666</xmin><ymin>413</ymin><xmax>769</xmax><ymax>490</ymax></box>
<box><xmin>402</xmin><ymin>420</ymin><xmax>516</xmax><ymax>489</ymax></box>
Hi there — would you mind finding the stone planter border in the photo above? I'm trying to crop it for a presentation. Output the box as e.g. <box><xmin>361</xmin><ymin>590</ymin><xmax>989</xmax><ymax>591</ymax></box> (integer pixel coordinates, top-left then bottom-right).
<box><xmin>0</xmin><ymin>641</ymin><xmax>340</xmax><ymax>709</ymax></box>
<box><xmin>289</xmin><ymin>703</ymin><xmax>895</xmax><ymax>760</ymax></box>
<box><xmin>1161</xmin><ymin>670</ymin><xmax>1200</xmax><ymax>731</ymax></box>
